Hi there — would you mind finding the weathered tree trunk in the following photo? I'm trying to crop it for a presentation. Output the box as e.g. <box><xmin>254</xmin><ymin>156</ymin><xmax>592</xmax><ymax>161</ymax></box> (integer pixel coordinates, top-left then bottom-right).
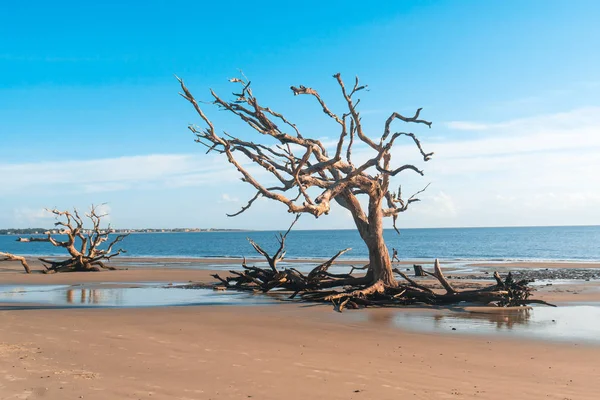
<box><xmin>363</xmin><ymin>193</ymin><xmax>396</xmax><ymax>287</ymax></box>
<box><xmin>413</xmin><ymin>264</ymin><xmax>425</xmax><ymax>276</ymax></box>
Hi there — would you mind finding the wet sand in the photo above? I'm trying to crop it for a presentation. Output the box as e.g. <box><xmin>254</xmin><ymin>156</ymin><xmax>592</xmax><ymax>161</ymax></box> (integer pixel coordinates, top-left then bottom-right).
<box><xmin>1</xmin><ymin>304</ymin><xmax>599</xmax><ymax>399</ymax></box>
<box><xmin>1</xmin><ymin>258</ymin><xmax>600</xmax><ymax>399</ymax></box>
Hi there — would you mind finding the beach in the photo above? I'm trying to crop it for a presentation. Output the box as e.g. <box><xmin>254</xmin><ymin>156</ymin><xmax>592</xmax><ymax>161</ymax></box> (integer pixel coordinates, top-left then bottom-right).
<box><xmin>0</xmin><ymin>257</ymin><xmax>599</xmax><ymax>399</ymax></box>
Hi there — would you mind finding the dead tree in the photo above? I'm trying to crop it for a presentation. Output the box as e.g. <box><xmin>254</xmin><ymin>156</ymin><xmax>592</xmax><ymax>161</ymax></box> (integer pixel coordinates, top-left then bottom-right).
<box><xmin>179</xmin><ymin>73</ymin><xmax>552</xmax><ymax>309</ymax></box>
<box><xmin>0</xmin><ymin>252</ymin><xmax>31</xmax><ymax>273</ymax></box>
<box><xmin>19</xmin><ymin>206</ymin><xmax>128</xmax><ymax>273</ymax></box>
<box><xmin>179</xmin><ymin>73</ymin><xmax>433</xmax><ymax>290</ymax></box>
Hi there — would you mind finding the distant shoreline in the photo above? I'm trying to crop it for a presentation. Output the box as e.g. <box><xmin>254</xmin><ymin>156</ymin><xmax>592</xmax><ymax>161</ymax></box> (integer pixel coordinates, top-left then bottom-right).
<box><xmin>0</xmin><ymin>229</ymin><xmax>252</xmax><ymax>235</ymax></box>
<box><xmin>1</xmin><ymin>224</ymin><xmax>599</xmax><ymax>235</ymax></box>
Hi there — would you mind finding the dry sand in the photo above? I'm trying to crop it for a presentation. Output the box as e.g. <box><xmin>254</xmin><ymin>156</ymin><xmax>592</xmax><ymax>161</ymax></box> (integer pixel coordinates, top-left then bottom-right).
<box><xmin>1</xmin><ymin>259</ymin><xmax>600</xmax><ymax>399</ymax></box>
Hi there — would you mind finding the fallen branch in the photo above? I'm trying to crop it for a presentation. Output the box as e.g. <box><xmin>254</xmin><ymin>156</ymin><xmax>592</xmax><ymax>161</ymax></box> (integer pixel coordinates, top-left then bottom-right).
<box><xmin>0</xmin><ymin>252</ymin><xmax>31</xmax><ymax>273</ymax></box>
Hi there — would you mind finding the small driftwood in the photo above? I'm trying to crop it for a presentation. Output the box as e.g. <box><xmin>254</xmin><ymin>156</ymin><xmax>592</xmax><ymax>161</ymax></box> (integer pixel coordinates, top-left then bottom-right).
<box><xmin>0</xmin><ymin>252</ymin><xmax>31</xmax><ymax>273</ymax></box>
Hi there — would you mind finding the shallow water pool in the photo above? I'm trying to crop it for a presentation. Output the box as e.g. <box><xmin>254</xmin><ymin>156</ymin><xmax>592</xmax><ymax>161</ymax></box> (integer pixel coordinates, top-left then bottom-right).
<box><xmin>356</xmin><ymin>304</ymin><xmax>600</xmax><ymax>344</ymax></box>
<box><xmin>0</xmin><ymin>283</ymin><xmax>279</xmax><ymax>308</ymax></box>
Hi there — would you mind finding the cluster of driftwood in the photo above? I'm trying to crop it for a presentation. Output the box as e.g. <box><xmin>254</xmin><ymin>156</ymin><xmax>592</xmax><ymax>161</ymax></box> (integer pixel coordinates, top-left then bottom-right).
<box><xmin>0</xmin><ymin>206</ymin><xmax>127</xmax><ymax>274</ymax></box>
<box><xmin>210</xmin><ymin>222</ymin><xmax>554</xmax><ymax>312</ymax></box>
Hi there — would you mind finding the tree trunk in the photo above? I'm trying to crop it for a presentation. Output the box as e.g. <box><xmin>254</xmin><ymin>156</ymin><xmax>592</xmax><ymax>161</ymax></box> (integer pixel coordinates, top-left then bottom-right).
<box><xmin>336</xmin><ymin>190</ymin><xmax>396</xmax><ymax>287</ymax></box>
<box><xmin>364</xmin><ymin>193</ymin><xmax>396</xmax><ymax>286</ymax></box>
<box><xmin>413</xmin><ymin>264</ymin><xmax>425</xmax><ymax>276</ymax></box>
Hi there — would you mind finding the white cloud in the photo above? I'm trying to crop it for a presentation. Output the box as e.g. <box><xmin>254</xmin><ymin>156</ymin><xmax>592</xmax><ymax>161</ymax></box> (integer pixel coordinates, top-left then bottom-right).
<box><xmin>0</xmin><ymin>154</ymin><xmax>243</xmax><ymax>196</ymax></box>
<box><xmin>13</xmin><ymin>207</ymin><xmax>54</xmax><ymax>226</ymax></box>
<box><xmin>415</xmin><ymin>107</ymin><xmax>600</xmax><ymax>226</ymax></box>
<box><xmin>12</xmin><ymin>204</ymin><xmax>114</xmax><ymax>228</ymax></box>
<box><xmin>2</xmin><ymin>107</ymin><xmax>600</xmax><ymax>229</ymax></box>
<box><xmin>220</xmin><ymin>193</ymin><xmax>239</xmax><ymax>203</ymax></box>
<box><xmin>445</xmin><ymin>121</ymin><xmax>491</xmax><ymax>131</ymax></box>
<box><xmin>444</xmin><ymin>107</ymin><xmax>600</xmax><ymax>134</ymax></box>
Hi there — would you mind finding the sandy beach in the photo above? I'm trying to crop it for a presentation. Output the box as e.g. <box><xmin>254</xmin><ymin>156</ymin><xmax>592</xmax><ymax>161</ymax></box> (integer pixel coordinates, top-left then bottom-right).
<box><xmin>1</xmin><ymin>258</ymin><xmax>600</xmax><ymax>399</ymax></box>
<box><xmin>4</xmin><ymin>1</ymin><xmax>599</xmax><ymax>399</ymax></box>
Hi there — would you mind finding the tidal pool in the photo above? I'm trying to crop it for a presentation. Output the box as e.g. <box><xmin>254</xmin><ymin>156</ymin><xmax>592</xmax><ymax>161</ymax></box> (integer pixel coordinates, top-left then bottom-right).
<box><xmin>2</xmin><ymin>284</ymin><xmax>599</xmax><ymax>344</ymax></box>
<box><xmin>0</xmin><ymin>283</ymin><xmax>279</xmax><ymax>308</ymax></box>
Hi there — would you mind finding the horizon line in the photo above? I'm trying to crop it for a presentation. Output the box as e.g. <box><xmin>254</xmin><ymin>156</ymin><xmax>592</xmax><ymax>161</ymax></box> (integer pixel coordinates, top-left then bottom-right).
<box><xmin>1</xmin><ymin>223</ymin><xmax>599</xmax><ymax>232</ymax></box>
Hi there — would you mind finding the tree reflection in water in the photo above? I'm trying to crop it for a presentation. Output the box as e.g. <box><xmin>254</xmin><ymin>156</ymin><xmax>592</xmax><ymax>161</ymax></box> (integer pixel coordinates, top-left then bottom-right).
<box><xmin>450</xmin><ymin>308</ymin><xmax>532</xmax><ymax>329</ymax></box>
<box><xmin>365</xmin><ymin>307</ymin><xmax>533</xmax><ymax>331</ymax></box>
<box><xmin>66</xmin><ymin>288</ymin><xmax>106</xmax><ymax>304</ymax></box>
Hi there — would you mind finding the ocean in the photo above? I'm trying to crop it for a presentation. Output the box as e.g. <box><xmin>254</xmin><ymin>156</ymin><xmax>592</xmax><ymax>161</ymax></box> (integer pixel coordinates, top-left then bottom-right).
<box><xmin>0</xmin><ymin>225</ymin><xmax>599</xmax><ymax>262</ymax></box>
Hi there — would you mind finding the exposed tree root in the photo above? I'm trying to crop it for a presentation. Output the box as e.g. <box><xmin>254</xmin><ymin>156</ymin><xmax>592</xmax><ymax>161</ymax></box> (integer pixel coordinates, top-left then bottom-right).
<box><xmin>324</xmin><ymin>280</ymin><xmax>386</xmax><ymax>301</ymax></box>
<box><xmin>205</xmin><ymin>228</ymin><xmax>555</xmax><ymax>312</ymax></box>
<box><xmin>39</xmin><ymin>257</ymin><xmax>118</xmax><ymax>274</ymax></box>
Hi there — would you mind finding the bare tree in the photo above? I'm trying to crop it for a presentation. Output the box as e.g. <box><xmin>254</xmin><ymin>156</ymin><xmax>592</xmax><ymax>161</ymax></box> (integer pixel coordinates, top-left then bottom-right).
<box><xmin>19</xmin><ymin>205</ymin><xmax>128</xmax><ymax>273</ymax></box>
<box><xmin>178</xmin><ymin>73</ymin><xmax>434</xmax><ymax>292</ymax></box>
<box><xmin>178</xmin><ymin>74</ymin><xmax>553</xmax><ymax>310</ymax></box>
<box><xmin>0</xmin><ymin>252</ymin><xmax>31</xmax><ymax>273</ymax></box>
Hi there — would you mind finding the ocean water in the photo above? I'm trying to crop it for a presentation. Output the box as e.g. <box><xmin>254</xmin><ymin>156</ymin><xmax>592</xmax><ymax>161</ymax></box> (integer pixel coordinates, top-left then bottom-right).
<box><xmin>1</xmin><ymin>225</ymin><xmax>599</xmax><ymax>262</ymax></box>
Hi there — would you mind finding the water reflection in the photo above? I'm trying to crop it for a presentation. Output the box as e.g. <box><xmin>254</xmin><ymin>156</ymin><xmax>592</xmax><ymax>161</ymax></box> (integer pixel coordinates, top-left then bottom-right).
<box><xmin>0</xmin><ymin>283</ymin><xmax>277</xmax><ymax>308</ymax></box>
<box><xmin>2</xmin><ymin>284</ymin><xmax>600</xmax><ymax>344</ymax></box>
<box><xmin>365</xmin><ymin>305</ymin><xmax>600</xmax><ymax>344</ymax></box>
<box><xmin>437</xmin><ymin>308</ymin><xmax>532</xmax><ymax>330</ymax></box>
<box><xmin>65</xmin><ymin>288</ymin><xmax>123</xmax><ymax>305</ymax></box>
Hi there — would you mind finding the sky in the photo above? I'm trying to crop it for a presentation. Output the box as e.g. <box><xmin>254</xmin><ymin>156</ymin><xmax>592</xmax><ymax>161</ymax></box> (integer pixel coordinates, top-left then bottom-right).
<box><xmin>1</xmin><ymin>0</ymin><xmax>599</xmax><ymax>230</ymax></box>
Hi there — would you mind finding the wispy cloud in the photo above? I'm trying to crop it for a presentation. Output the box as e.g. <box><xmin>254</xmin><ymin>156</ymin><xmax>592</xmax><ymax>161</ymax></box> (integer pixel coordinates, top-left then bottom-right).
<box><xmin>220</xmin><ymin>193</ymin><xmax>239</xmax><ymax>203</ymax></box>
<box><xmin>405</xmin><ymin>107</ymin><xmax>600</xmax><ymax>226</ymax></box>
<box><xmin>0</xmin><ymin>154</ymin><xmax>244</xmax><ymax>196</ymax></box>
<box><xmin>445</xmin><ymin>121</ymin><xmax>491</xmax><ymax>131</ymax></box>
<box><xmin>13</xmin><ymin>207</ymin><xmax>55</xmax><ymax>225</ymax></box>
<box><xmin>2</xmin><ymin>107</ymin><xmax>600</xmax><ymax>228</ymax></box>
<box><xmin>445</xmin><ymin>107</ymin><xmax>600</xmax><ymax>134</ymax></box>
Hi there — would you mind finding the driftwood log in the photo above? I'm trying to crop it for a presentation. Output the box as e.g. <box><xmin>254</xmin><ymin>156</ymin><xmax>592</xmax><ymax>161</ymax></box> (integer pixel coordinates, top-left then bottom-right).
<box><xmin>0</xmin><ymin>252</ymin><xmax>31</xmax><ymax>273</ymax></box>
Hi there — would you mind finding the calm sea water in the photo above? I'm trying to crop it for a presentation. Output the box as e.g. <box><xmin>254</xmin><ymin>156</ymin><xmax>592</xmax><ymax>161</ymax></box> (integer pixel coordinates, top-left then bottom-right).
<box><xmin>1</xmin><ymin>226</ymin><xmax>599</xmax><ymax>262</ymax></box>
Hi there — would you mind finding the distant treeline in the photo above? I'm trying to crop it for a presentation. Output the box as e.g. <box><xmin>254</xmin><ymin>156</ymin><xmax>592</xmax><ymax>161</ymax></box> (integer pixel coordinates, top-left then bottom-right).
<box><xmin>0</xmin><ymin>228</ymin><xmax>48</xmax><ymax>235</ymax></box>
<box><xmin>0</xmin><ymin>228</ymin><xmax>248</xmax><ymax>235</ymax></box>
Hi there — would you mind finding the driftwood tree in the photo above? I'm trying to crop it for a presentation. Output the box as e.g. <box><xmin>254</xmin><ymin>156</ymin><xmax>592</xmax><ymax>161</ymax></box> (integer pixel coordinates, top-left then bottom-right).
<box><xmin>179</xmin><ymin>74</ymin><xmax>552</xmax><ymax>309</ymax></box>
<box><xmin>179</xmin><ymin>73</ymin><xmax>432</xmax><ymax>291</ymax></box>
<box><xmin>0</xmin><ymin>252</ymin><xmax>31</xmax><ymax>273</ymax></box>
<box><xmin>19</xmin><ymin>206</ymin><xmax>128</xmax><ymax>273</ymax></box>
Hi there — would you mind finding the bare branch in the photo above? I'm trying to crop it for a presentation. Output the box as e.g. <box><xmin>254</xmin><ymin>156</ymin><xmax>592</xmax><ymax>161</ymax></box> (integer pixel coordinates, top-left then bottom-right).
<box><xmin>227</xmin><ymin>192</ymin><xmax>262</xmax><ymax>217</ymax></box>
<box><xmin>382</xmin><ymin>108</ymin><xmax>432</xmax><ymax>143</ymax></box>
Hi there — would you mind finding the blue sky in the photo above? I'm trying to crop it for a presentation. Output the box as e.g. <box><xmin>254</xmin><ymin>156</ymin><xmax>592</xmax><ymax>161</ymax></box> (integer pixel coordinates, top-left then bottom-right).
<box><xmin>1</xmin><ymin>0</ymin><xmax>599</xmax><ymax>229</ymax></box>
